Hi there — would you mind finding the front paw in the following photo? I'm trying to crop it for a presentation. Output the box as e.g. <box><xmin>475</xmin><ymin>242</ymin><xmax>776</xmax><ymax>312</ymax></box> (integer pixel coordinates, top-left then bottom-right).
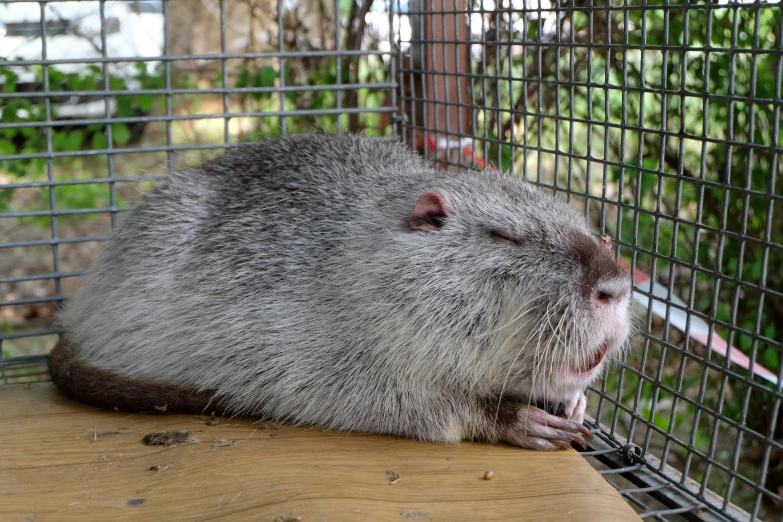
<box><xmin>498</xmin><ymin>403</ymin><xmax>593</xmax><ymax>451</ymax></box>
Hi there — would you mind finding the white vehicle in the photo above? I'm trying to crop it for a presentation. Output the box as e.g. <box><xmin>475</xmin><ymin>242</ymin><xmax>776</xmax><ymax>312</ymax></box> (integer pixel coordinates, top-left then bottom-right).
<box><xmin>0</xmin><ymin>1</ymin><xmax>164</xmax><ymax>121</ymax></box>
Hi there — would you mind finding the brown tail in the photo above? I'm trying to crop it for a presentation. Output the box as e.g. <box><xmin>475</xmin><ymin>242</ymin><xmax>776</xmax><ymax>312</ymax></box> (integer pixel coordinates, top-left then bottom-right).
<box><xmin>49</xmin><ymin>337</ymin><xmax>235</xmax><ymax>416</ymax></box>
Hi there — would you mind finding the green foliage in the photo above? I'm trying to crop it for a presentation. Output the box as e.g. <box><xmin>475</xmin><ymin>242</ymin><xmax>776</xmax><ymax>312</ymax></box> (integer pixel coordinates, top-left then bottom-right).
<box><xmin>472</xmin><ymin>2</ymin><xmax>781</xmax><ymax>397</ymax></box>
<box><xmin>2</xmin><ymin>50</ymin><xmax>392</xmax><ymax>227</ymax></box>
<box><xmin>476</xmin><ymin>10</ymin><xmax>780</xmax><ymax>506</ymax></box>
<box><xmin>212</xmin><ymin>56</ymin><xmax>391</xmax><ymax>140</ymax></box>
<box><xmin>235</xmin><ymin>65</ymin><xmax>277</xmax><ymax>101</ymax></box>
<box><xmin>0</xmin><ymin>61</ymin><xmax>166</xmax><ymax>222</ymax></box>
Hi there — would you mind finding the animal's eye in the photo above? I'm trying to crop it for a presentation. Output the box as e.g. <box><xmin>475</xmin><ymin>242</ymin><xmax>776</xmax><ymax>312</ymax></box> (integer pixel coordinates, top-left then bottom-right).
<box><xmin>489</xmin><ymin>229</ymin><xmax>522</xmax><ymax>246</ymax></box>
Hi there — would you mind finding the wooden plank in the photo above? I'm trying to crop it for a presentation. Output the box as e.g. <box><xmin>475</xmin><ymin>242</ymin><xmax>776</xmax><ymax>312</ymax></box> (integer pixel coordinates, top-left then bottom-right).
<box><xmin>0</xmin><ymin>383</ymin><xmax>641</xmax><ymax>522</ymax></box>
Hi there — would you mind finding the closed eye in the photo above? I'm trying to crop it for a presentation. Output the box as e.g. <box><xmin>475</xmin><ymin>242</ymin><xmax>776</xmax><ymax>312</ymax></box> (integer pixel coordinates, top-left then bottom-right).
<box><xmin>489</xmin><ymin>229</ymin><xmax>522</xmax><ymax>246</ymax></box>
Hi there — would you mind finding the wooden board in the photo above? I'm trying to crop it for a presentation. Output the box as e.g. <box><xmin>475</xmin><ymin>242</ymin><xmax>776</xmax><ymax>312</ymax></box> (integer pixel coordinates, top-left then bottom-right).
<box><xmin>0</xmin><ymin>383</ymin><xmax>641</xmax><ymax>522</ymax></box>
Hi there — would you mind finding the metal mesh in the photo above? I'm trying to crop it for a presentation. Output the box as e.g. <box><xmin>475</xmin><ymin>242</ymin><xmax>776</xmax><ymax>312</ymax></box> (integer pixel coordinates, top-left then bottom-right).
<box><xmin>0</xmin><ymin>0</ymin><xmax>397</xmax><ymax>371</ymax></box>
<box><xmin>397</xmin><ymin>1</ymin><xmax>781</xmax><ymax>519</ymax></box>
<box><xmin>1</xmin><ymin>1</ymin><xmax>781</xmax><ymax>520</ymax></box>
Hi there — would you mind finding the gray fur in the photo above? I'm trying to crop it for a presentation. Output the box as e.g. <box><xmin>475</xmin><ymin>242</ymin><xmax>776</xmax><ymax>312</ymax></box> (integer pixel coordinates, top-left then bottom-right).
<box><xmin>61</xmin><ymin>134</ymin><xmax>631</xmax><ymax>448</ymax></box>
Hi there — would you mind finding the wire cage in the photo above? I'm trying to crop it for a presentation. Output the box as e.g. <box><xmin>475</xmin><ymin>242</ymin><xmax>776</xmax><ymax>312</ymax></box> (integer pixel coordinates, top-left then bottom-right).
<box><xmin>0</xmin><ymin>0</ymin><xmax>780</xmax><ymax>520</ymax></box>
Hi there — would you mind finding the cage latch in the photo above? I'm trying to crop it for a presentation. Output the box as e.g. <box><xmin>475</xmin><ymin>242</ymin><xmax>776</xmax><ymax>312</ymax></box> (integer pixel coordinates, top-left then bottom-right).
<box><xmin>621</xmin><ymin>443</ymin><xmax>642</xmax><ymax>465</ymax></box>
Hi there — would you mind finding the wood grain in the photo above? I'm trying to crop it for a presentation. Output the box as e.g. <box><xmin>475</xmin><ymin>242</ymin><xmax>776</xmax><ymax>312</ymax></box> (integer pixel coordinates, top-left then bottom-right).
<box><xmin>0</xmin><ymin>383</ymin><xmax>641</xmax><ymax>521</ymax></box>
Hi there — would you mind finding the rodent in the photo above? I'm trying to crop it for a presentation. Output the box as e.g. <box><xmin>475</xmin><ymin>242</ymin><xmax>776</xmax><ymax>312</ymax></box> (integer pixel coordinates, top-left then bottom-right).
<box><xmin>51</xmin><ymin>134</ymin><xmax>632</xmax><ymax>451</ymax></box>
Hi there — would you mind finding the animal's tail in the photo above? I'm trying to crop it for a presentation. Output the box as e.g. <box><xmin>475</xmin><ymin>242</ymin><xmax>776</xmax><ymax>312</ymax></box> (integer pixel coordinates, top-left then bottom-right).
<box><xmin>49</xmin><ymin>336</ymin><xmax>233</xmax><ymax>416</ymax></box>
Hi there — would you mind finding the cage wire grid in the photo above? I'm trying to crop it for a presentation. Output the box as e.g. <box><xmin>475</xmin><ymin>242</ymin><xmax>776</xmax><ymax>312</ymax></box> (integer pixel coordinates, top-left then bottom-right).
<box><xmin>0</xmin><ymin>0</ymin><xmax>781</xmax><ymax>520</ymax></box>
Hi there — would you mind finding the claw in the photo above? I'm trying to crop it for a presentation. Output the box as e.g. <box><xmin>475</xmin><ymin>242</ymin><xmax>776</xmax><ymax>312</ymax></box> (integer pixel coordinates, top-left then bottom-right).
<box><xmin>571</xmin><ymin>434</ymin><xmax>587</xmax><ymax>450</ymax></box>
<box><xmin>496</xmin><ymin>398</ymin><xmax>593</xmax><ymax>451</ymax></box>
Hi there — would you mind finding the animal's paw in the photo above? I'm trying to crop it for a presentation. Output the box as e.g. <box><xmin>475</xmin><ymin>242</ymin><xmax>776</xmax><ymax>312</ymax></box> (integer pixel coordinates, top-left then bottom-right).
<box><xmin>562</xmin><ymin>391</ymin><xmax>587</xmax><ymax>424</ymax></box>
<box><xmin>499</xmin><ymin>403</ymin><xmax>593</xmax><ymax>451</ymax></box>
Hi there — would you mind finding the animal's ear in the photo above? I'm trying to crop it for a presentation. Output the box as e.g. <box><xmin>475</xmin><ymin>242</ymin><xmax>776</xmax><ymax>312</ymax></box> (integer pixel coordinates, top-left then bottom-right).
<box><xmin>409</xmin><ymin>192</ymin><xmax>451</xmax><ymax>232</ymax></box>
<box><xmin>600</xmin><ymin>234</ymin><xmax>613</xmax><ymax>251</ymax></box>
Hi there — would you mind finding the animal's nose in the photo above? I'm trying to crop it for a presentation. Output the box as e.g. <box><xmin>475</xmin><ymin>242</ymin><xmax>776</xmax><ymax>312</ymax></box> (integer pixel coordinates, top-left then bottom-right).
<box><xmin>596</xmin><ymin>291</ymin><xmax>615</xmax><ymax>304</ymax></box>
<box><xmin>594</xmin><ymin>280</ymin><xmax>630</xmax><ymax>305</ymax></box>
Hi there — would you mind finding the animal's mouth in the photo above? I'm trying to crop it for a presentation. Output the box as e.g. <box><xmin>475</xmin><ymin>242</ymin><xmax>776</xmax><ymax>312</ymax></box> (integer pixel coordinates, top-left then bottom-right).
<box><xmin>573</xmin><ymin>342</ymin><xmax>609</xmax><ymax>374</ymax></box>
